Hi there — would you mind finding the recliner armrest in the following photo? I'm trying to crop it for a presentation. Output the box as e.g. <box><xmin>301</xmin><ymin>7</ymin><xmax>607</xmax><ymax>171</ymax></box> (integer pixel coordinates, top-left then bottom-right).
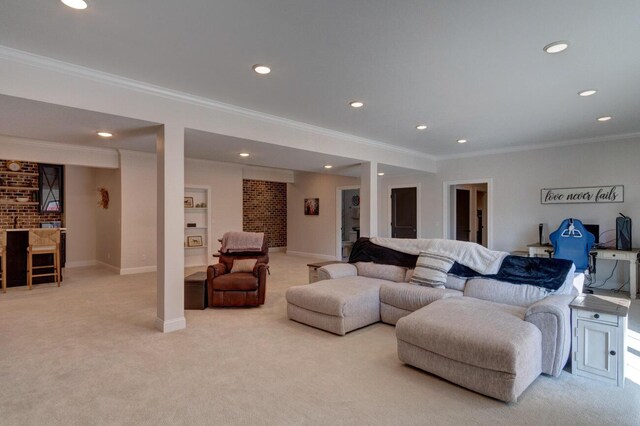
<box><xmin>318</xmin><ymin>263</ymin><xmax>357</xmax><ymax>280</ymax></box>
<box><xmin>524</xmin><ymin>294</ymin><xmax>574</xmax><ymax>377</ymax></box>
<box><xmin>253</xmin><ymin>262</ymin><xmax>268</xmax><ymax>277</ymax></box>
<box><xmin>207</xmin><ymin>263</ymin><xmax>227</xmax><ymax>280</ymax></box>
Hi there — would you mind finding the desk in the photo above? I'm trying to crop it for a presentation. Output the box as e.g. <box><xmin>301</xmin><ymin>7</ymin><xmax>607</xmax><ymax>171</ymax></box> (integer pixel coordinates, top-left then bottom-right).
<box><xmin>527</xmin><ymin>243</ymin><xmax>640</xmax><ymax>299</ymax></box>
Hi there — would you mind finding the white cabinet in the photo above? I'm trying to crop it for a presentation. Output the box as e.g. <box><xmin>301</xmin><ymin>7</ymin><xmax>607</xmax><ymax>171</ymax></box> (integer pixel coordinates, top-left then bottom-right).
<box><xmin>184</xmin><ymin>186</ymin><xmax>211</xmax><ymax>267</ymax></box>
<box><xmin>570</xmin><ymin>294</ymin><xmax>630</xmax><ymax>388</ymax></box>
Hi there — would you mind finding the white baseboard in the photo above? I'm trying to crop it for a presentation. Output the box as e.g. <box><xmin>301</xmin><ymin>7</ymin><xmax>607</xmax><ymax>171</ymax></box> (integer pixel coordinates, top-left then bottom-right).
<box><xmin>95</xmin><ymin>261</ymin><xmax>121</xmax><ymax>274</ymax></box>
<box><xmin>155</xmin><ymin>317</ymin><xmax>186</xmax><ymax>333</ymax></box>
<box><xmin>120</xmin><ymin>265</ymin><xmax>157</xmax><ymax>275</ymax></box>
<box><xmin>268</xmin><ymin>247</ymin><xmax>287</xmax><ymax>253</ymax></box>
<box><xmin>286</xmin><ymin>250</ymin><xmax>339</xmax><ymax>261</ymax></box>
<box><xmin>65</xmin><ymin>260</ymin><xmax>98</xmax><ymax>268</ymax></box>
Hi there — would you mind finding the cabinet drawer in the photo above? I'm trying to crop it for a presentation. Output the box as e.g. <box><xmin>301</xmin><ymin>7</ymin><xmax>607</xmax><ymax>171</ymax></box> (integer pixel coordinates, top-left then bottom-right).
<box><xmin>576</xmin><ymin>310</ymin><xmax>618</xmax><ymax>325</ymax></box>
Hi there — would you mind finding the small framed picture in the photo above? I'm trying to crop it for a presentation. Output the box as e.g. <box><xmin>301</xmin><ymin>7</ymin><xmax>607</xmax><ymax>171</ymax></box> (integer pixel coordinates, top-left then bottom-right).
<box><xmin>184</xmin><ymin>197</ymin><xmax>194</xmax><ymax>208</ymax></box>
<box><xmin>304</xmin><ymin>198</ymin><xmax>319</xmax><ymax>215</ymax></box>
<box><xmin>187</xmin><ymin>236</ymin><xmax>203</xmax><ymax>247</ymax></box>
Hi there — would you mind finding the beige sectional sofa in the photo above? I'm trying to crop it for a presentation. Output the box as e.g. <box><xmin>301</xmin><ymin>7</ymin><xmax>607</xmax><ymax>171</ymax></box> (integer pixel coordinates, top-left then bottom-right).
<box><xmin>286</xmin><ymin>259</ymin><xmax>580</xmax><ymax>402</ymax></box>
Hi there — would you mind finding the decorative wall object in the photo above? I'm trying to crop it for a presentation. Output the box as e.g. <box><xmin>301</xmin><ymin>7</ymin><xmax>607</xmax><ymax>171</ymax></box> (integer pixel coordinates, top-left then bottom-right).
<box><xmin>541</xmin><ymin>185</ymin><xmax>624</xmax><ymax>204</ymax></box>
<box><xmin>187</xmin><ymin>235</ymin><xmax>203</xmax><ymax>247</ymax></box>
<box><xmin>184</xmin><ymin>197</ymin><xmax>194</xmax><ymax>208</ymax></box>
<box><xmin>304</xmin><ymin>198</ymin><xmax>319</xmax><ymax>216</ymax></box>
<box><xmin>97</xmin><ymin>187</ymin><xmax>110</xmax><ymax>209</ymax></box>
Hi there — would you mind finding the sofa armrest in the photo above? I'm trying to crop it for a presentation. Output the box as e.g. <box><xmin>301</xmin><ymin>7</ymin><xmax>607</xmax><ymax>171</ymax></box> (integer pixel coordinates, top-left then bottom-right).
<box><xmin>524</xmin><ymin>294</ymin><xmax>574</xmax><ymax>377</ymax></box>
<box><xmin>318</xmin><ymin>263</ymin><xmax>357</xmax><ymax>281</ymax></box>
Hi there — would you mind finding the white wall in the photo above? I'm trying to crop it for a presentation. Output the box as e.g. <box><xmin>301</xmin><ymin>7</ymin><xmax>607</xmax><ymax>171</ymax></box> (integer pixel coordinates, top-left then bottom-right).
<box><xmin>185</xmin><ymin>159</ymin><xmax>243</xmax><ymax>255</ymax></box>
<box><xmin>64</xmin><ymin>165</ymin><xmax>98</xmax><ymax>267</ymax></box>
<box><xmin>287</xmin><ymin>172</ymin><xmax>359</xmax><ymax>259</ymax></box>
<box><xmin>120</xmin><ymin>151</ymin><xmax>157</xmax><ymax>272</ymax></box>
<box><xmin>378</xmin><ymin>136</ymin><xmax>640</xmax><ymax>289</ymax></box>
<box><xmin>95</xmin><ymin>167</ymin><xmax>122</xmax><ymax>269</ymax></box>
<box><xmin>378</xmin><ymin>174</ymin><xmax>438</xmax><ymax>239</ymax></box>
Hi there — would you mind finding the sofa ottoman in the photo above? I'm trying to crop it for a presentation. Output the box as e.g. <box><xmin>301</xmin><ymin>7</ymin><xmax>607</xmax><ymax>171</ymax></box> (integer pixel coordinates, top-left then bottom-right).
<box><xmin>396</xmin><ymin>297</ymin><xmax>542</xmax><ymax>402</ymax></box>
<box><xmin>286</xmin><ymin>276</ymin><xmax>387</xmax><ymax>335</ymax></box>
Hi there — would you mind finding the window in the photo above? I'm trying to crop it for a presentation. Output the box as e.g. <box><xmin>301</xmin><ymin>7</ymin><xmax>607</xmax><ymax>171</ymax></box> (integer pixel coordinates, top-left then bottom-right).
<box><xmin>38</xmin><ymin>164</ymin><xmax>64</xmax><ymax>213</ymax></box>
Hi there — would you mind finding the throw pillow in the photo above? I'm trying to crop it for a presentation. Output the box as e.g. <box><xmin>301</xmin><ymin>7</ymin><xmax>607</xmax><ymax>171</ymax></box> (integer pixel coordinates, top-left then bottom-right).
<box><xmin>410</xmin><ymin>251</ymin><xmax>455</xmax><ymax>288</ymax></box>
<box><xmin>230</xmin><ymin>259</ymin><xmax>257</xmax><ymax>273</ymax></box>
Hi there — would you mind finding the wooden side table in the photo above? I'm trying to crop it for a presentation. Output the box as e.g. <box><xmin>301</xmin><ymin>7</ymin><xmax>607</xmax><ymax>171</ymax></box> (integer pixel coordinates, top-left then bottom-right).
<box><xmin>570</xmin><ymin>294</ymin><xmax>630</xmax><ymax>387</ymax></box>
<box><xmin>307</xmin><ymin>261</ymin><xmax>342</xmax><ymax>284</ymax></box>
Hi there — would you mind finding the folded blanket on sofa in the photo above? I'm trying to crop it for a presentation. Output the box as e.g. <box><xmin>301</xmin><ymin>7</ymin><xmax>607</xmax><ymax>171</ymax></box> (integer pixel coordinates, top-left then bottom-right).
<box><xmin>448</xmin><ymin>256</ymin><xmax>575</xmax><ymax>292</ymax></box>
<box><xmin>370</xmin><ymin>237</ymin><xmax>508</xmax><ymax>275</ymax></box>
<box><xmin>221</xmin><ymin>231</ymin><xmax>264</xmax><ymax>253</ymax></box>
<box><xmin>349</xmin><ymin>238</ymin><xmax>418</xmax><ymax>268</ymax></box>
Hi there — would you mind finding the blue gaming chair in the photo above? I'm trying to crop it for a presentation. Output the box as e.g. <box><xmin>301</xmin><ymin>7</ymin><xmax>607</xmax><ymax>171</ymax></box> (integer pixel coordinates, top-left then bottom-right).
<box><xmin>549</xmin><ymin>218</ymin><xmax>595</xmax><ymax>273</ymax></box>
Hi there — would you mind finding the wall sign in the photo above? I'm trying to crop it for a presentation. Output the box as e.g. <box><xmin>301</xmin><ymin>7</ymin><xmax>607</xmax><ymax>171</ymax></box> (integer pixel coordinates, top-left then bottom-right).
<box><xmin>541</xmin><ymin>185</ymin><xmax>624</xmax><ymax>204</ymax></box>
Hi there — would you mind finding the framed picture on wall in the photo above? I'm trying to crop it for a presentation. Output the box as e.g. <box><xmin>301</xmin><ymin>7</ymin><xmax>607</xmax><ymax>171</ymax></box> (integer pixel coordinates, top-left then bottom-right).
<box><xmin>186</xmin><ymin>236</ymin><xmax>203</xmax><ymax>247</ymax></box>
<box><xmin>184</xmin><ymin>197</ymin><xmax>194</xmax><ymax>208</ymax></box>
<box><xmin>304</xmin><ymin>198</ymin><xmax>319</xmax><ymax>215</ymax></box>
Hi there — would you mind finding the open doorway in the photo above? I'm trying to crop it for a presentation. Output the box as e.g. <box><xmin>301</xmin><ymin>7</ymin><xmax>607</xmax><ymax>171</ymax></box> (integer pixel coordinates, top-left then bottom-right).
<box><xmin>336</xmin><ymin>186</ymin><xmax>360</xmax><ymax>260</ymax></box>
<box><xmin>443</xmin><ymin>179</ymin><xmax>492</xmax><ymax>248</ymax></box>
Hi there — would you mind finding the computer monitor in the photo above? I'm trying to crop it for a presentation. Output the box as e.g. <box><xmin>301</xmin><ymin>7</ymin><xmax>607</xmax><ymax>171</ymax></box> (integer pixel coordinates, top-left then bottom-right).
<box><xmin>584</xmin><ymin>224</ymin><xmax>600</xmax><ymax>244</ymax></box>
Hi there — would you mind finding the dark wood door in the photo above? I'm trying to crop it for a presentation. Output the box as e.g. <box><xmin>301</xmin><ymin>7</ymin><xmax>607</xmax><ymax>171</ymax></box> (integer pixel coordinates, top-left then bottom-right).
<box><xmin>455</xmin><ymin>189</ymin><xmax>470</xmax><ymax>242</ymax></box>
<box><xmin>391</xmin><ymin>187</ymin><xmax>417</xmax><ymax>238</ymax></box>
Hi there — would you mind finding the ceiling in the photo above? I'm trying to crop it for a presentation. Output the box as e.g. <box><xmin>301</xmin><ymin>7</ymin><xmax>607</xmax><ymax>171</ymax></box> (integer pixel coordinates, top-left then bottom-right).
<box><xmin>0</xmin><ymin>94</ymin><xmax>417</xmax><ymax>177</ymax></box>
<box><xmin>1</xmin><ymin>1</ymin><xmax>639</xmax><ymax>158</ymax></box>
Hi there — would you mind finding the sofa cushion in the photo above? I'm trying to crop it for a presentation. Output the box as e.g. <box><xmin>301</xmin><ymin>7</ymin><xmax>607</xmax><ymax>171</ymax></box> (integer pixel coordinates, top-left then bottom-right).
<box><xmin>380</xmin><ymin>282</ymin><xmax>462</xmax><ymax>312</ymax></box>
<box><xmin>463</xmin><ymin>277</ymin><xmax>549</xmax><ymax>307</ymax></box>
<box><xmin>355</xmin><ymin>262</ymin><xmax>406</xmax><ymax>282</ymax></box>
<box><xmin>405</xmin><ymin>268</ymin><xmax>414</xmax><ymax>282</ymax></box>
<box><xmin>410</xmin><ymin>251</ymin><xmax>455</xmax><ymax>288</ymax></box>
<box><xmin>445</xmin><ymin>274</ymin><xmax>467</xmax><ymax>291</ymax></box>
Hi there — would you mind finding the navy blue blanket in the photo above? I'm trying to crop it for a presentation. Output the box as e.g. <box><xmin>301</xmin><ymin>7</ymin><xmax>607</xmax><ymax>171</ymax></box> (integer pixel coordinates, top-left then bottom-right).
<box><xmin>448</xmin><ymin>255</ymin><xmax>574</xmax><ymax>292</ymax></box>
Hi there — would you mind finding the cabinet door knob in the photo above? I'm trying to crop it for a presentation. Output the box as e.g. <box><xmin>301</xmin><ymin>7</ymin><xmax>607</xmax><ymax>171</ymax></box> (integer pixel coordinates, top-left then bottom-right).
<box><xmin>593</xmin><ymin>313</ymin><xmax>600</xmax><ymax>319</ymax></box>
<box><xmin>610</xmin><ymin>350</ymin><xmax>616</xmax><ymax>356</ymax></box>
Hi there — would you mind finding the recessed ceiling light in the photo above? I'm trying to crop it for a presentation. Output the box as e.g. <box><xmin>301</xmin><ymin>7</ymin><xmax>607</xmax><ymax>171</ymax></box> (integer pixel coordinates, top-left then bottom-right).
<box><xmin>61</xmin><ymin>0</ymin><xmax>87</xmax><ymax>10</ymax></box>
<box><xmin>597</xmin><ymin>116</ymin><xmax>612</xmax><ymax>122</ymax></box>
<box><xmin>324</xmin><ymin>165</ymin><xmax>333</xmax><ymax>169</ymax></box>
<box><xmin>349</xmin><ymin>101</ymin><xmax>364</xmax><ymax>108</ymax></box>
<box><xmin>543</xmin><ymin>41</ymin><xmax>569</xmax><ymax>54</ymax></box>
<box><xmin>97</xmin><ymin>131</ymin><xmax>113</xmax><ymax>138</ymax></box>
<box><xmin>239</xmin><ymin>152</ymin><xmax>250</xmax><ymax>157</ymax></box>
<box><xmin>416</xmin><ymin>125</ymin><xmax>427</xmax><ymax>130</ymax></box>
<box><xmin>578</xmin><ymin>89</ymin><xmax>597</xmax><ymax>97</ymax></box>
<box><xmin>252</xmin><ymin>64</ymin><xmax>271</xmax><ymax>75</ymax></box>
<box><xmin>457</xmin><ymin>139</ymin><xmax>468</xmax><ymax>144</ymax></box>
<box><xmin>377</xmin><ymin>172</ymin><xmax>385</xmax><ymax>176</ymax></box>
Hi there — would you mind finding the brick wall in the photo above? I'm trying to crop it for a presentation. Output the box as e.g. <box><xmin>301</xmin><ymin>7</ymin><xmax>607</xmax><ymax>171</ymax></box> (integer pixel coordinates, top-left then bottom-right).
<box><xmin>242</xmin><ymin>180</ymin><xmax>287</xmax><ymax>248</ymax></box>
<box><xmin>0</xmin><ymin>160</ymin><xmax>63</xmax><ymax>229</ymax></box>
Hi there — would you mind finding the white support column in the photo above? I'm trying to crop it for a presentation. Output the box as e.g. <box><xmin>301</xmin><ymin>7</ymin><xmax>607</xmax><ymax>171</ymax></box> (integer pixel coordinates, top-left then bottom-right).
<box><xmin>155</xmin><ymin>124</ymin><xmax>186</xmax><ymax>333</ymax></box>
<box><xmin>360</xmin><ymin>161</ymin><xmax>378</xmax><ymax>237</ymax></box>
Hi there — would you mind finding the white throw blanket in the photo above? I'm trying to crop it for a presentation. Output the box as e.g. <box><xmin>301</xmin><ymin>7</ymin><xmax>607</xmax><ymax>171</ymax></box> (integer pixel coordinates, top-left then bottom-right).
<box><xmin>369</xmin><ymin>237</ymin><xmax>508</xmax><ymax>275</ymax></box>
<box><xmin>221</xmin><ymin>231</ymin><xmax>264</xmax><ymax>253</ymax></box>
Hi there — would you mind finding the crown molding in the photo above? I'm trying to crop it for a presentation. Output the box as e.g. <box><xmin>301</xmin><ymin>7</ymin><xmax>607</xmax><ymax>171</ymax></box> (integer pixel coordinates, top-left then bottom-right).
<box><xmin>0</xmin><ymin>45</ymin><xmax>436</xmax><ymax>163</ymax></box>
<box><xmin>435</xmin><ymin>131</ymin><xmax>640</xmax><ymax>162</ymax></box>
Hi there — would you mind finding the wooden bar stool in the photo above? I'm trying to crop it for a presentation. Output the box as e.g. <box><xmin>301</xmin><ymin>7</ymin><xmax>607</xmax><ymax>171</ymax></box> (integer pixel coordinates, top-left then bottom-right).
<box><xmin>0</xmin><ymin>230</ymin><xmax>6</xmax><ymax>293</ymax></box>
<box><xmin>27</xmin><ymin>229</ymin><xmax>61</xmax><ymax>290</ymax></box>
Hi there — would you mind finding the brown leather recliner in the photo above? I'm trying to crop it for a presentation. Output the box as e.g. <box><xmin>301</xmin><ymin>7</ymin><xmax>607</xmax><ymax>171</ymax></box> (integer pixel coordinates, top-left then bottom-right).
<box><xmin>207</xmin><ymin>238</ymin><xmax>269</xmax><ymax>307</ymax></box>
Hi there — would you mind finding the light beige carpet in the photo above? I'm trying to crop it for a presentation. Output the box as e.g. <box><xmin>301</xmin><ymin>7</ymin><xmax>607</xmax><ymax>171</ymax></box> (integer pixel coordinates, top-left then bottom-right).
<box><xmin>1</xmin><ymin>253</ymin><xmax>639</xmax><ymax>425</ymax></box>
